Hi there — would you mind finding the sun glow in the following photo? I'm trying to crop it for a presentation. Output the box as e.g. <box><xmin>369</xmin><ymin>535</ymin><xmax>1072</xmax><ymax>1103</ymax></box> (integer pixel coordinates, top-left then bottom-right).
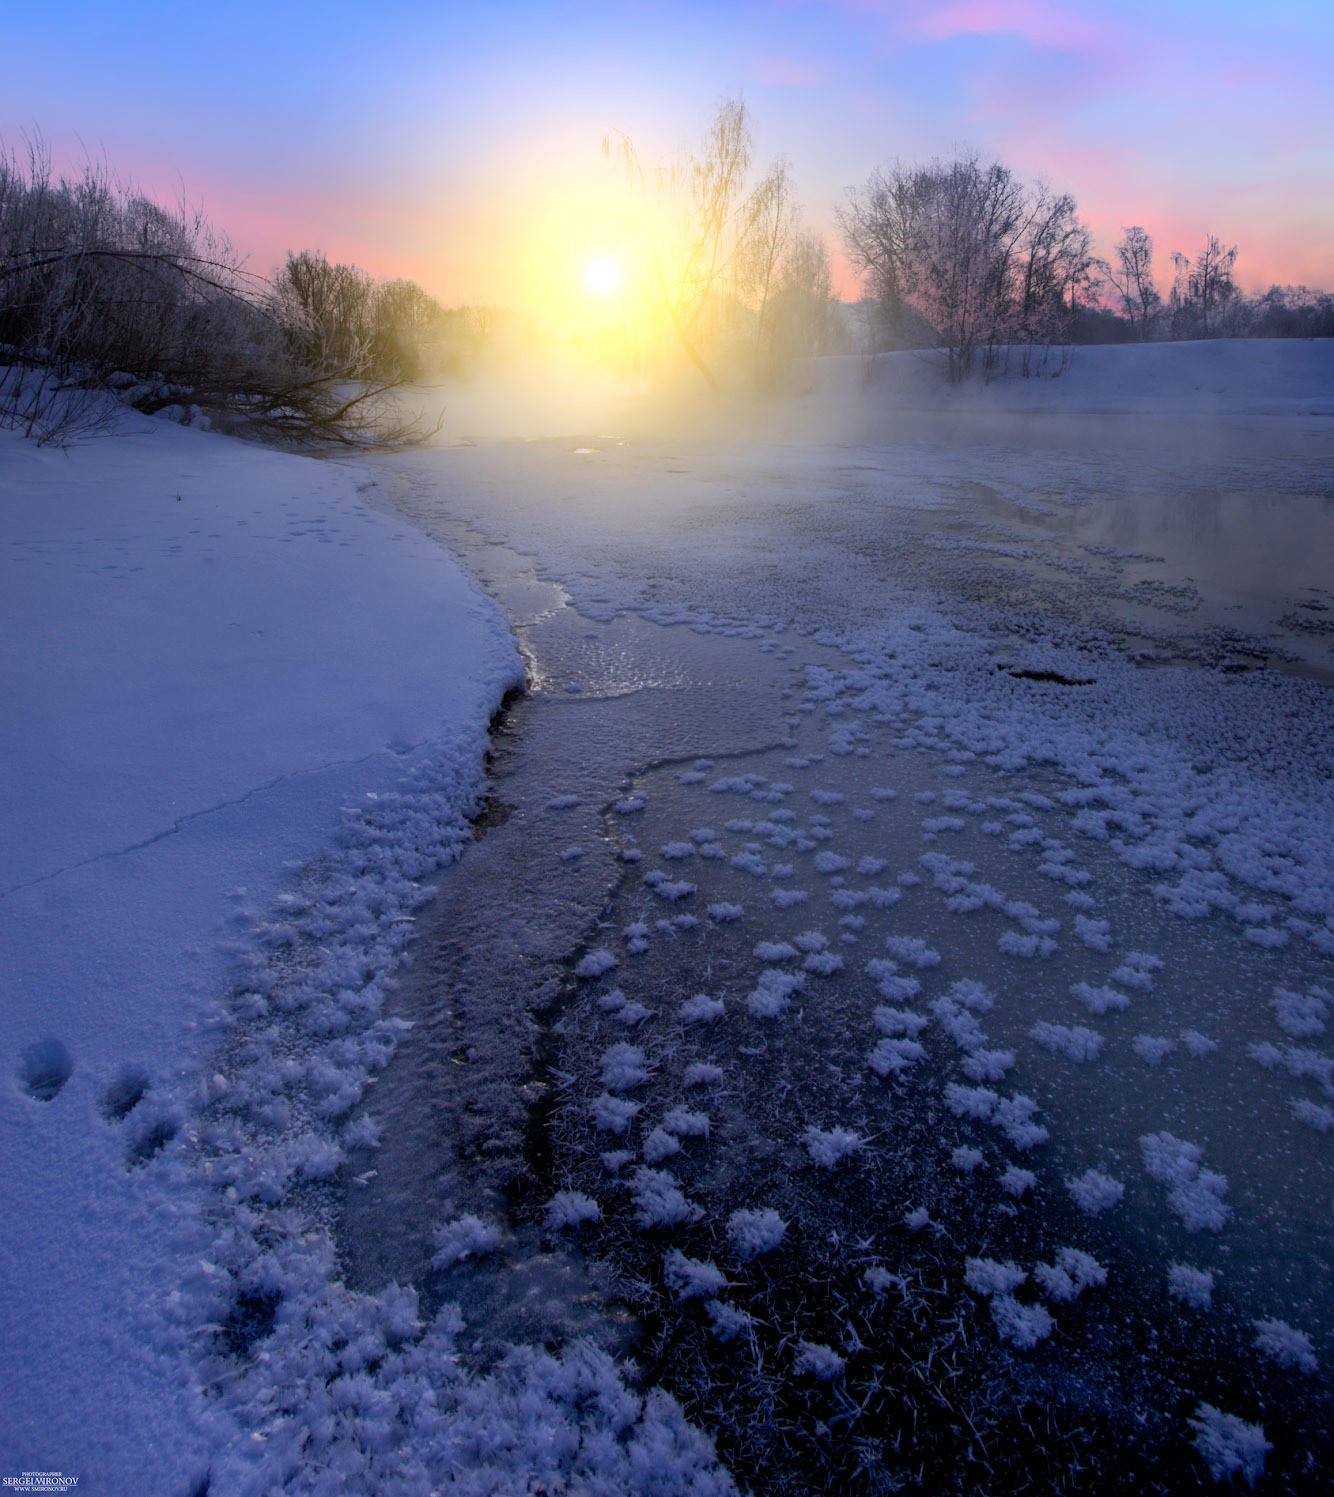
<box><xmin>582</xmin><ymin>254</ymin><xmax>626</xmax><ymax>298</ymax></box>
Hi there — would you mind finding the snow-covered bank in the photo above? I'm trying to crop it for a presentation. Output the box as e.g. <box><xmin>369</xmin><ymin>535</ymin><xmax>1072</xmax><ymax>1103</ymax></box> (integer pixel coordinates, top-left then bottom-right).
<box><xmin>0</xmin><ymin>415</ymin><xmax>524</xmax><ymax>1487</ymax></box>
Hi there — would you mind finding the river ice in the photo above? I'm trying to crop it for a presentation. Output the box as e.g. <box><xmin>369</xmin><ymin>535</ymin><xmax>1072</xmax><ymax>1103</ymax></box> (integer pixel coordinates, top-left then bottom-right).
<box><xmin>346</xmin><ymin>343</ymin><xmax>1332</xmax><ymax>1491</ymax></box>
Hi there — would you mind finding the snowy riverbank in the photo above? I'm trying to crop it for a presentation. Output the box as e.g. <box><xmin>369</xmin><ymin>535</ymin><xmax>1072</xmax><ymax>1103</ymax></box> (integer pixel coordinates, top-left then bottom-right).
<box><xmin>0</xmin><ymin>414</ymin><xmax>529</xmax><ymax>1488</ymax></box>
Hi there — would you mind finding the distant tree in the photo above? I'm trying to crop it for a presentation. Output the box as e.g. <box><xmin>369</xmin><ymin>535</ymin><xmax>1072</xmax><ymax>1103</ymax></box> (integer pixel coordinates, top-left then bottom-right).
<box><xmin>1169</xmin><ymin>235</ymin><xmax>1239</xmax><ymax>338</ymax></box>
<box><xmin>765</xmin><ymin>230</ymin><xmax>837</xmax><ymax>364</ymax></box>
<box><xmin>1247</xmin><ymin>284</ymin><xmax>1334</xmax><ymax>339</ymax></box>
<box><xmin>736</xmin><ymin>157</ymin><xmax>797</xmax><ymax>374</ymax></box>
<box><xmin>1106</xmin><ymin>226</ymin><xmax>1161</xmax><ymax>340</ymax></box>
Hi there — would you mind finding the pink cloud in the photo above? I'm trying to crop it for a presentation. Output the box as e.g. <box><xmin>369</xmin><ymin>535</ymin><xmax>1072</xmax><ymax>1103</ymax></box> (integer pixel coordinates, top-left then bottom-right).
<box><xmin>834</xmin><ymin>0</ymin><xmax>1119</xmax><ymax>52</ymax></box>
<box><xmin>909</xmin><ymin>0</ymin><xmax>1117</xmax><ymax>54</ymax></box>
<box><xmin>751</xmin><ymin>55</ymin><xmax>833</xmax><ymax>87</ymax></box>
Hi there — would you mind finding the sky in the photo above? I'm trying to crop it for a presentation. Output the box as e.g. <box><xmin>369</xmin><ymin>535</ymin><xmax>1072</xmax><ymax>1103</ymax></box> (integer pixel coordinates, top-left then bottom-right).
<box><xmin>4</xmin><ymin>0</ymin><xmax>1331</xmax><ymax>309</ymax></box>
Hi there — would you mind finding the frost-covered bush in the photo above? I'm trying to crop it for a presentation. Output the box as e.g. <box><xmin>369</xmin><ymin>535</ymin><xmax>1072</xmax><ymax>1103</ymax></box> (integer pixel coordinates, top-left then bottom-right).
<box><xmin>1000</xmin><ymin>1166</ymin><xmax>1036</xmax><ymax>1198</ymax></box>
<box><xmin>998</xmin><ymin>930</ymin><xmax>1057</xmax><ymax>959</ymax></box>
<box><xmin>591</xmin><ymin>1092</ymin><xmax>641</xmax><ymax>1134</ymax></box>
<box><xmin>1291</xmin><ymin>1098</ymin><xmax>1334</xmax><ymax>1132</ymax></box>
<box><xmin>727</xmin><ymin>1208</ymin><xmax>787</xmax><ymax>1261</ymax></box>
<box><xmin>991</xmin><ymin>1093</ymin><xmax>1048</xmax><ymax>1150</ymax></box>
<box><xmin>1133</xmin><ymin>1034</ymin><xmax>1175</xmax><ymax>1065</ymax></box>
<box><xmin>662</xmin><ymin>1107</ymin><xmax>710</xmax><ymax>1138</ymax></box>
<box><xmin>951</xmin><ymin>1145</ymin><xmax>984</xmax><ymax>1173</ymax></box>
<box><xmin>1252</xmin><ymin>1318</ymin><xmax>1318</xmax><ymax>1374</ymax></box>
<box><xmin>868</xmin><ymin>1036</ymin><xmax>927</xmax><ymax>1078</ymax></box>
<box><xmin>965</xmin><ymin>1258</ymin><xmax>1027</xmax><ymax>1297</ymax></box>
<box><xmin>1189</xmin><ymin>1403</ymin><xmax>1270</xmax><ymax>1485</ymax></box>
<box><xmin>1071</xmin><ymin>981</ymin><xmax>1130</xmax><ymax>1015</ymax></box>
<box><xmin>680</xmin><ymin>993</ymin><xmax>726</xmax><ymax>1024</ymax></box>
<box><xmin>869</xmin><ymin>963</ymin><xmax>922</xmax><ymax>1003</ymax></box>
<box><xmin>1112</xmin><ymin>951</ymin><xmax>1162</xmax><ymax>991</ymax></box>
<box><xmin>706</xmin><ymin>902</ymin><xmax>743</xmax><ymax>922</ymax></box>
<box><xmin>884</xmin><ymin>936</ymin><xmax>940</xmax><ymax>968</ymax></box>
<box><xmin>803</xmin><ymin>950</ymin><xmax>844</xmax><ymax>975</ymax></box>
<box><xmin>705</xmin><ymin>1300</ymin><xmax>753</xmax><ymax>1343</ymax></box>
<box><xmin>945</xmin><ymin>1083</ymin><xmax>998</xmax><ymax>1120</ymax></box>
<box><xmin>947</xmin><ymin>979</ymin><xmax>996</xmax><ymax>1013</ymax></box>
<box><xmin>602</xmin><ymin>1043</ymin><xmax>650</xmax><ymax>1091</ymax></box>
<box><xmin>1066</xmin><ymin>1169</ymin><xmax>1125</xmax><ymax>1215</ymax></box>
<box><xmin>1073</xmin><ymin>914</ymin><xmax>1112</xmax><ymax>952</ymax></box>
<box><xmin>747</xmin><ymin>969</ymin><xmax>803</xmax><ymax>1018</ymax></box>
<box><xmin>1031</xmin><ymin>1021</ymin><xmax>1103</xmax><ymax>1062</ymax></box>
<box><xmin>873</xmin><ymin>1005</ymin><xmax>928</xmax><ymax>1037</ymax></box>
<box><xmin>683</xmin><ymin>1061</ymin><xmax>724</xmax><ymax>1088</ymax></box>
<box><xmin>962</xmin><ymin>1047</ymin><xmax>1015</xmax><ymax>1082</ymax></box>
<box><xmin>615</xmin><ymin>999</ymin><xmax>655</xmax><ymax>1027</ymax></box>
<box><xmin>644</xmin><ymin>1127</ymin><xmax>682</xmax><ymax>1163</ymax></box>
<box><xmin>1179</xmin><ymin>1029</ymin><xmax>1218</xmax><ymax>1058</ymax></box>
<box><xmin>1271</xmin><ymin>985</ymin><xmax>1328</xmax><ymax>1038</ymax></box>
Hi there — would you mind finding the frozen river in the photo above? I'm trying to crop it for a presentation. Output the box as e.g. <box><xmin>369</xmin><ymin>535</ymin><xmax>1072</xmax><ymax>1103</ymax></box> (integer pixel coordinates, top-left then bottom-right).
<box><xmin>339</xmin><ymin>348</ymin><xmax>1334</xmax><ymax>1493</ymax></box>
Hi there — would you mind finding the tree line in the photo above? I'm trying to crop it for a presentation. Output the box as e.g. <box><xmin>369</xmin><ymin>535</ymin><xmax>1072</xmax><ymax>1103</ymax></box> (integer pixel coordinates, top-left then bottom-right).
<box><xmin>841</xmin><ymin>153</ymin><xmax>1332</xmax><ymax>380</ymax></box>
<box><xmin>611</xmin><ymin>99</ymin><xmax>1331</xmax><ymax>389</ymax></box>
<box><xmin>0</xmin><ymin>138</ymin><xmax>471</xmax><ymax>444</ymax></box>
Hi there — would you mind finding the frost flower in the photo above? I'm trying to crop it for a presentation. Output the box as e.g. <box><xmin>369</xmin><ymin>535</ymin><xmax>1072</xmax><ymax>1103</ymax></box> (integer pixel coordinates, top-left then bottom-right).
<box><xmin>804</xmin><ymin>1125</ymin><xmax>864</xmax><ymax>1169</ymax></box>
<box><xmin>1066</xmin><ymin>1169</ymin><xmax>1125</xmax><ymax>1216</ymax></box>
<box><xmin>545</xmin><ymin>1191</ymin><xmax>601</xmax><ymax>1231</ymax></box>
<box><xmin>727</xmin><ymin>1208</ymin><xmax>787</xmax><ymax>1261</ymax></box>
<box><xmin>1189</xmin><ymin>1404</ymin><xmax>1270</xmax><ymax>1485</ymax></box>
<box><xmin>794</xmin><ymin>1341</ymin><xmax>844</xmax><ymax>1381</ymax></box>
<box><xmin>1253</xmin><ymin>1318</ymin><xmax>1318</xmax><ymax>1374</ymax></box>
<box><xmin>575</xmin><ymin>948</ymin><xmax>618</xmax><ymax>979</ymax></box>
<box><xmin>663</xmin><ymin>1249</ymin><xmax>727</xmax><ymax>1300</ymax></box>
<box><xmin>1168</xmin><ymin>1263</ymin><xmax>1215</xmax><ymax>1310</ymax></box>
<box><xmin>991</xmin><ymin>1295</ymin><xmax>1054</xmax><ymax>1350</ymax></box>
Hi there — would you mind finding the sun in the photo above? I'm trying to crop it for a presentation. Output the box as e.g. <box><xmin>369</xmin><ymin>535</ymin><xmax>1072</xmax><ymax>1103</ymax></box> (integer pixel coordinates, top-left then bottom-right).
<box><xmin>581</xmin><ymin>254</ymin><xmax>625</xmax><ymax>298</ymax></box>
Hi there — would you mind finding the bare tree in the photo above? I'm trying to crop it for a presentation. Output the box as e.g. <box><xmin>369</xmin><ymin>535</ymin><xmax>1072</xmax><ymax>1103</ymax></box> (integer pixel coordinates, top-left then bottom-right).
<box><xmin>1106</xmin><ymin>226</ymin><xmax>1160</xmax><ymax>340</ymax></box>
<box><xmin>842</xmin><ymin>152</ymin><xmax>1097</xmax><ymax>380</ymax></box>
<box><xmin>838</xmin><ymin>162</ymin><xmax>934</xmax><ymax>347</ymax></box>
<box><xmin>1007</xmin><ymin>181</ymin><xmax>1100</xmax><ymax>372</ymax></box>
<box><xmin>606</xmin><ymin>97</ymin><xmax>766</xmax><ymax>387</ymax></box>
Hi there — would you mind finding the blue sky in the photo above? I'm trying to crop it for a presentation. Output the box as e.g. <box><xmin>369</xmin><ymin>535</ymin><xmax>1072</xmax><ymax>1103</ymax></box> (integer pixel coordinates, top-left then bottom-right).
<box><xmin>5</xmin><ymin>1</ymin><xmax>1331</xmax><ymax>301</ymax></box>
